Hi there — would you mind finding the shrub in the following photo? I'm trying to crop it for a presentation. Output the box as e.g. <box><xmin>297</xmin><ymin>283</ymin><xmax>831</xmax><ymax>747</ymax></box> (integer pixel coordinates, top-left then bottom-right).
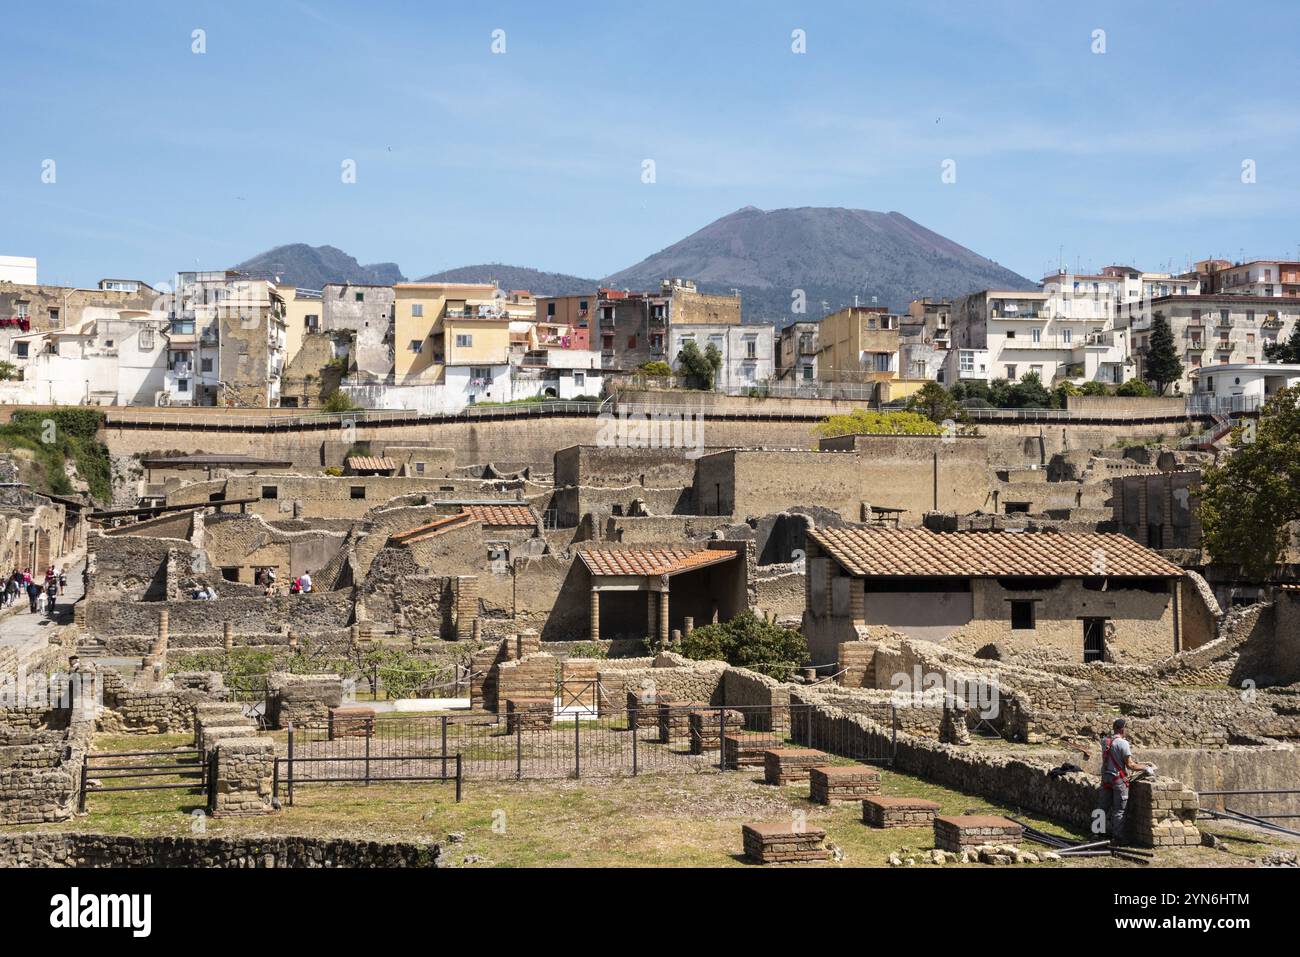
<box><xmin>1116</xmin><ymin>378</ymin><xmax>1155</xmax><ymax>397</ymax></box>
<box><xmin>671</xmin><ymin>612</ymin><xmax>809</xmax><ymax>681</ymax></box>
<box><xmin>637</xmin><ymin>360</ymin><xmax>673</xmax><ymax>377</ymax></box>
<box><xmin>813</xmin><ymin>408</ymin><xmax>944</xmax><ymax>438</ymax></box>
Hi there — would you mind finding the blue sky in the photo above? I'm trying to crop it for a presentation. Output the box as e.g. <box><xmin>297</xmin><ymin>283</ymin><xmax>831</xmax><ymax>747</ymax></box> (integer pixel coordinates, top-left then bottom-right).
<box><xmin>3</xmin><ymin>0</ymin><xmax>1299</xmax><ymax>288</ymax></box>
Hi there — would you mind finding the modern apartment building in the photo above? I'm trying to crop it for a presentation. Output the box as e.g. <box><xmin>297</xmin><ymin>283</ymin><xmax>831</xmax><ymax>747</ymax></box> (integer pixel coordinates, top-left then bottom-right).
<box><xmin>171</xmin><ymin>271</ymin><xmax>288</xmax><ymax>407</ymax></box>
<box><xmin>951</xmin><ymin>288</ymin><xmax>1131</xmax><ymax>386</ymax></box>
<box><xmin>776</xmin><ymin>320</ymin><xmax>820</xmax><ymax>383</ymax></box>
<box><xmin>1117</xmin><ymin>294</ymin><xmax>1298</xmax><ymax>394</ymax></box>
<box><xmin>1199</xmin><ymin>259</ymin><xmax>1300</xmax><ymax>298</ymax></box>
<box><xmin>392</xmin><ymin>281</ymin><xmax>501</xmax><ymax>383</ymax></box>
<box><xmin>668</xmin><ymin>321</ymin><xmax>775</xmax><ymax>389</ymax></box>
<box><xmin>815</xmin><ymin>306</ymin><xmax>900</xmax><ymax>384</ymax></box>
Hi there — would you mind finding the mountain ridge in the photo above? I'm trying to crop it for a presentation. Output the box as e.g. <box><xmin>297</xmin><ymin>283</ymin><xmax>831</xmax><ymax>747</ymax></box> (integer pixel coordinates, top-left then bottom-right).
<box><xmin>232</xmin><ymin>207</ymin><xmax>1035</xmax><ymax>317</ymax></box>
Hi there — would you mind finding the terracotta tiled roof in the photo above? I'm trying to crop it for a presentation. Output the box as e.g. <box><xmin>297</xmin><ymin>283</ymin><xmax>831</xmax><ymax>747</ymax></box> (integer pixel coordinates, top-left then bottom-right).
<box><xmin>807</xmin><ymin>527</ymin><xmax>1183</xmax><ymax>579</ymax></box>
<box><xmin>347</xmin><ymin>456</ymin><xmax>396</xmax><ymax>473</ymax></box>
<box><xmin>579</xmin><ymin>546</ymin><xmax>738</xmax><ymax>578</ymax></box>
<box><xmin>388</xmin><ymin>512</ymin><xmax>475</xmax><ymax>545</ymax></box>
<box><xmin>460</xmin><ymin>503</ymin><xmax>537</xmax><ymax>527</ymax></box>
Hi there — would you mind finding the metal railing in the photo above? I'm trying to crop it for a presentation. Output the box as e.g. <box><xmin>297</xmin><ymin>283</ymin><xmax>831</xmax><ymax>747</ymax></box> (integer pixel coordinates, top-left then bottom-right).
<box><xmin>273</xmin><ymin>704</ymin><xmax>895</xmax><ymax>784</ymax></box>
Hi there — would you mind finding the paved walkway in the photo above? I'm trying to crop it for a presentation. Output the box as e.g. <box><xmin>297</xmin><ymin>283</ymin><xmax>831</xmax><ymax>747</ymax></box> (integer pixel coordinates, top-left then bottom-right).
<box><xmin>0</xmin><ymin>556</ymin><xmax>85</xmax><ymax>669</ymax></box>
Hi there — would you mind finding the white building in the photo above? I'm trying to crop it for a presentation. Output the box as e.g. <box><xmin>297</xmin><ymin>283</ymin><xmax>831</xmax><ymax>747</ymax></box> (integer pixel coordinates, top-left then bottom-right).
<box><xmin>512</xmin><ymin>348</ymin><xmax>603</xmax><ymax>400</ymax></box>
<box><xmin>2</xmin><ymin>315</ymin><xmax>169</xmax><ymax>405</ymax></box>
<box><xmin>1190</xmin><ymin>362</ymin><xmax>1300</xmax><ymax>411</ymax></box>
<box><xmin>0</xmin><ymin>256</ymin><xmax>38</xmax><ymax>285</ymax></box>
<box><xmin>669</xmin><ymin>322</ymin><xmax>776</xmax><ymax>389</ymax></box>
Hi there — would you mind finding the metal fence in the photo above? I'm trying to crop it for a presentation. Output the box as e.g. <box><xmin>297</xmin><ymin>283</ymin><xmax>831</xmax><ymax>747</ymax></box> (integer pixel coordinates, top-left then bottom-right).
<box><xmin>276</xmin><ymin>703</ymin><xmax>895</xmax><ymax>787</ymax></box>
<box><xmin>80</xmin><ymin>747</ymin><xmax>208</xmax><ymax>812</ymax></box>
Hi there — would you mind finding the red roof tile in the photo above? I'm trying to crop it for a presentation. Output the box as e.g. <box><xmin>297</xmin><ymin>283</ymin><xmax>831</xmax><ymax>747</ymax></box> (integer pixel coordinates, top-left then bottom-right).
<box><xmin>460</xmin><ymin>503</ymin><xmax>537</xmax><ymax>527</ymax></box>
<box><xmin>579</xmin><ymin>545</ymin><xmax>738</xmax><ymax>578</ymax></box>
<box><xmin>807</xmin><ymin>527</ymin><xmax>1182</xmax><ymax>578</ymax></box>
<box><xmin>347</xmin><ymin>456</ymin><xmax>396</xmax><ymax>473</ymax></box>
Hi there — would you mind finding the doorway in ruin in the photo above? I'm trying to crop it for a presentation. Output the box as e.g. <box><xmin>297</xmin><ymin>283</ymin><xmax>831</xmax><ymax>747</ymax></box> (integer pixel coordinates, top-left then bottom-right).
<box><xmin>1083</xmin><ymin>617</ymin><xmax>1108</xmax><ymax>663</ymax></box>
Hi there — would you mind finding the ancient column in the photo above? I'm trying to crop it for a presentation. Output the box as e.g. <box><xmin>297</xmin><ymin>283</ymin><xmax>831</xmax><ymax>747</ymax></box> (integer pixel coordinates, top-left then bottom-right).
<box><xmin>589</xmin><ymin>589</ymin><xmax>600</xmax><ymax>642</ymax></box>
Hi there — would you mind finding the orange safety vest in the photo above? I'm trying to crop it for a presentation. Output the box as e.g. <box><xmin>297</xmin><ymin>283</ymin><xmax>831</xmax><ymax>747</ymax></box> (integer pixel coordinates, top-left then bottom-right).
<box><xmin>1101</xmin><ymin>735</ymin><xmax>1128</xmax><ymax>790</ymax></box>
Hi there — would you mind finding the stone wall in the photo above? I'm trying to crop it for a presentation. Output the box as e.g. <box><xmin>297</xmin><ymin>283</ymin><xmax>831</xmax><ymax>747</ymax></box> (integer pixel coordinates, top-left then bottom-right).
<box><xmin>0</xmin><ymin>719</ymin><xmax>92</xmax><ymax>825</ymax></box>
<box><xmin>86</xmin><ymin>590</ymin><xmax>354</xmax><ymax>639</ymax></box>
<box><xmin>0</xmin><ymin>832</ymin><xmax>440</xmax><ymax>867</ymax></box>
<box><xmin>265</xmin><ymin>673</ymin><xmax>343</xmax><ymax>729</ymax></box>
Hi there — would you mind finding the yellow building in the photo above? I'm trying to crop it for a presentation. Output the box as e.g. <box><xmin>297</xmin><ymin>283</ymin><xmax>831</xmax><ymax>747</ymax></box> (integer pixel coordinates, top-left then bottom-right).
<box><xmin>278</xmin><ymin>285</ymin><xmax>324</xmax><ymax>368</ymax></box>
<box><xmin>817</xmin><ymin>307</ymin><xmax>901</xmax><ymax>384</ymax></box>
<box><xmin>392</xmin><ymin>282</ymin><xmax>500</xmax><ymax>382</ymax></box>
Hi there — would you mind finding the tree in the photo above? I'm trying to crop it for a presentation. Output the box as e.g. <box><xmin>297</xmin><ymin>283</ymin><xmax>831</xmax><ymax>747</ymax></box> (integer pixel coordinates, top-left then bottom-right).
<box><xmin>1006</xmin><ymin>371</ymin><xmax>1052</xmax><ymax>409</ymax></box>
<box><xmin>1080</xmin><ymin>380</ymin><xmax>1110</xmax><ymax>396</ymax></box>
<box><xmin>1201</xmin><ymin>386</ymin><xmax>1300</xmax><ymax>579</ymax></box>
<box><xmin>1143</xmin><ymin>315</ymin><xmax>1183</xmax><ymax>396</ymax></box>
<box><xmin>1052</xmin><ymin>379</ymin><xmax>1081</xmax><ymax>410</ymax></box>
<box><xmin>906</xmin><ymin>381</ymin><xmax>964</xmax><ymax>425</ymax></box>
<box><xmin>672</xmin><ymin>612</ymin><xmax>809</xmax><ymax>681</ymax></box>
<box><xmin>1265</xmin><ymin>326</ymin><xmax>1300</xmax><ymax>364</ymax></box>
<box><xmin>676</xmin><ymin>340</ymin><xmax>722</xmax><ymax>389</ymax></box>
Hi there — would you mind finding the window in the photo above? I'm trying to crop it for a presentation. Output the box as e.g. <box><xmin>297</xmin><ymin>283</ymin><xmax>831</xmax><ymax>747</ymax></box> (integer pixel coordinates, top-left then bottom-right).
<box><xmin>409</xmin><ymin>339</ymin><xmax>424</xmax><ymax>353</ymax></box>
<box><xmin>627</xmin><ymin>335</ymin><xmax>637</xmax><ymax>348</ymax></box>
<box><xmin>802</xmin><ymin>364</ymin><xmax>814</xmax><ymax>380</ymax></box>
<box><xmin>221</xmin><ymin>567</ymin><xmax>240</xmax><ymax>583</ymax></box>
<box><xmin>139</xmin><ymin>329</ymin><xmax>154</xmax><ymax>350</ymax></box>
<box><xmin>14</xmin><ymin>342</ymin><xmax>28</xmax><ymax>359</ymax></box>
<box><xmin>1005</xmin><ymin>364</ymin><xmax>1017</xmax><ymax>379</ymax></box>
<box><xmin>574</xmin><ymin>371</ymin><xmax>585</xmax><ymax>387</ymax></box>
<box><xmin>49</xmin><ymin>308</ymin><xmax>60</xmax><ymax>324</ymax></box>
<box><xmin>415</xmin><ymin>462</ymin><xmax>425</xmax><ymax>475</ymax></box>
<box><xmin>1031</xmin><ymin>328</ymin><xmax>1041</xmax><ymax>343</ymax></box>
<box><xmin>547</xmin><ymin>302</ymin><xmax>556</xmax><ymax>317</ymax></box>
<box><xmin>745</xmin><ymin>338</ymin><xmax>757</xmax><ymax>358</ymax></box>
<box><xmin>1063</xmin><ymin>328</ymin><xmax>1072</xmax><ymax>344</ymax></box>
<box><xmin>959</xmin><ymin>352</ymin><xmax>974</xmax><ymax>373</ymax></box>
<box><xmin>578</xmin><ymin>300</ymin><xmax>588</xmax><ymax>311</ymax></box>
<box><xmin>874</xmin><ymin>353</ymin><xmax>891</xmax><ymax>372</ymax></box>
<box><xmin>471</xmin><ymin>366</ymin><xmax>492</xmax><ymax>380</ymax></box>
<box><xmin>456</xmin><ymin>334</ymin><xmax>472</xmax><ymax>348</ymax></box>
<box><xmin>305</xmin><ymin>314</ymin><xmax>319</xmax><ymax>331</ymax></box>
<box><xmin>411</xmin><ymin>304</ymin><xmax>423</xmax><ymax>317</ymax></box>
<box><xmin>201</xmin><ymin>358</ymin><xmax>213</xmax><ymax>372</ymax></box>
<box><xmin>355</xmin><ymin>292</ymin><xmax>364</xmax><ymax>302</ymax></box>
<box><xmin>1010</xmin><ymin>600</ymin><xmax>1035</xmax><ymax>630</ymax></box>
<box><xmin>350</xmin><ymin>486</ymin><xmax>366</xmax><ymax>500</ymax></box>
<box><xmin>261</xmin><ymin>485</ymin><xmax>278</xmax><ymax>500</ymax></box>
<box><xmin>177</xmin><ymin>378</ymin><xmax>189</xmax><ymax>393</ymax></box>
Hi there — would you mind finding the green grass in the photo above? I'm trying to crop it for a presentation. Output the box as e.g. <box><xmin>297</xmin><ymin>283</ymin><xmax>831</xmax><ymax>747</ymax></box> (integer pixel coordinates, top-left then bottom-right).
<box><xmin>18</xmin><ymin>729</ymin><xmax>1286</xmax><ymax>867</ymax></box>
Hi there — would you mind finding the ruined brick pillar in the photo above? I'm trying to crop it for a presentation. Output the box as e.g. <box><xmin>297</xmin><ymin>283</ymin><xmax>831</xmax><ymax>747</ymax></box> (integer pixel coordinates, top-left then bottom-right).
<box><xmin>589</xmin><ymin>589</ymin><xmax>600</xmax><ymax>642</ymax></box>
<box><xmin>647</xmin><ymin>592</ymin><xmax>657</xmax><ymax>640</ymax></box>
<box><xmin>684</xmin><ymin>616</ymin><xmax>694</xmax><ymax>635</ymax></box>
<box><xmin>849</xmin><ymin>583</ymin><xmax>865</xmax><ymax>625</ymax></box>
<box><xmin>223</xmin><ymin>621</ymin><xmax>233</xmax><ymax>653</ymax></box>
<box><xmin>211</xmin><ymin>738</ymin><xmax>277</xmax><ymax>817</ymax></box>
<box><xmin>658</xmin><ymin>581</ymin><xmax>670</xmax><ymax>644</ymax></box>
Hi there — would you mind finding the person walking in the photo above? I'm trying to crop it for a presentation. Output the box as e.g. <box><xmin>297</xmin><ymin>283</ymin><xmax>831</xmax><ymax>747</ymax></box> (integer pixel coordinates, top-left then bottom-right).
<box><xmin>26</xmin><ymin>578</ymin><xmax>41</xmax><ymax>614</ymax></box>
<box><xmin>45</xmin><ymin>576</ymin><xmax>59</xmax><ymax>618</ymax></box>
